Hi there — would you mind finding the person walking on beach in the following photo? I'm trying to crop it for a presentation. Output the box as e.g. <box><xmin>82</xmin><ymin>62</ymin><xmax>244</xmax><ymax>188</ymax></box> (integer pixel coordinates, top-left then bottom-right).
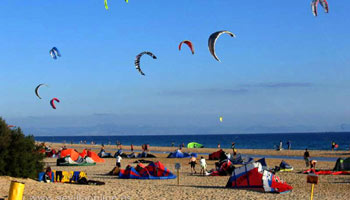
<box><xmin>116</xmin><ymin>154</ymin><xmax>122</xmax><ymax>168</ymax></box>
<box><xmin>304</xmin><ymin>148</ymin><xmax>310</xmax><ymax>167</ymax></box>
<box><xmin>217</xmin><ymin>143</ymin><xmax>221</xmax><ymax>149</ymax></box>
<box><xmin>189</xmin><ymin>155</ymin><xmax>197</xmax><ymax>174</ymax></box>
<box><xmin>130</xmin><ymin>144</ymin><xmax>134</xmax><ymax>152</ymax></box>
<box><xmin>287</xmin><ymin>140</ymin><xmax>291</xmax><ymax>150</ymax></box>
<box><xmin>171</xmin><ymin>142</ymin><xmax>174</xmax><ymax>147</ymax></box>
<box><xmin>199</xmin><ymin>156</ymin><xmax>207</xmax><ymax>176</ymax></box>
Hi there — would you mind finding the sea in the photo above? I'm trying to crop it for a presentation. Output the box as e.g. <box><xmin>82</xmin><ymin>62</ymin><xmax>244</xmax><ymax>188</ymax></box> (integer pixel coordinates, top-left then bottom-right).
<box><xmin>35</xmin><ymin>132</ymin><xmax>350</xmax><ymax>151</ymax></box>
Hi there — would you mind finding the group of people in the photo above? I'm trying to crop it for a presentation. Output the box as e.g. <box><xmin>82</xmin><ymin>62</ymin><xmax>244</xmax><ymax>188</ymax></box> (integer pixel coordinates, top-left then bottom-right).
<box><xmin>303</xmin><ymin>148</ymin><xmax>317</xmax><ymax>169</ymax></box>
<box><xmin>189</xmin><ymin>156</ymin><xmax>207</xmax><ymax>175</ymax></box>
<box><xmin>277</xmin><ymin>140</ymin><xmax>292</xmax><ymax>151</ymax></box>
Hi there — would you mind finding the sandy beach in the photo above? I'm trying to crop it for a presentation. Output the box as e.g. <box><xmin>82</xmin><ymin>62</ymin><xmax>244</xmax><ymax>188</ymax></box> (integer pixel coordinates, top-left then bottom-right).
<box><xmin>1</xmin><ymin>143</ymin><xmax>349</xmax><ymax>200</ymax></box>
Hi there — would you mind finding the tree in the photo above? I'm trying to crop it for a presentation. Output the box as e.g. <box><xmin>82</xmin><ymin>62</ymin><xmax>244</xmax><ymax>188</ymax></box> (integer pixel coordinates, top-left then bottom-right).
<box><xmin>0</xmin><ymin>117</ymin><xmax>44</xmax><ymax>178</ymax></box>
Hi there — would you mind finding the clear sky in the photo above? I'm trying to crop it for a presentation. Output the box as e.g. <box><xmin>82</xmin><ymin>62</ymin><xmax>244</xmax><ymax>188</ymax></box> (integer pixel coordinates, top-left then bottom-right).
<box><xmin>1</xmin><ymin>1</ymin><xmax>350</xmax><ymax>135</ymax></box>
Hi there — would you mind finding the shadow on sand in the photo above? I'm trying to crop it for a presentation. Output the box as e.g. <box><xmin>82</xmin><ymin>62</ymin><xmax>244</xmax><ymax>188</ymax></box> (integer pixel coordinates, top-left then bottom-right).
<box><xmin>165</xmin><ymin>184</ymin><xmax>265</xmax><ymax>193</ymax></box>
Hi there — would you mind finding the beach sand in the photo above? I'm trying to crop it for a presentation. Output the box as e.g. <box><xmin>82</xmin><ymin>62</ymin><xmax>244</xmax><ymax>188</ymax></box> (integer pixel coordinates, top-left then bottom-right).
<box><xmin>0</xmin><ymin>143</ymin><xmax>349</xmax><ymax>200</ymax></box>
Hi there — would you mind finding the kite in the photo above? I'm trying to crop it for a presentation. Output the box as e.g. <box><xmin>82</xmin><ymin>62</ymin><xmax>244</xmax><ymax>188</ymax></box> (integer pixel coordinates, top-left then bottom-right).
<box><xmin>219</xmin><ymin>116</ymin><xmax>223</xmax><ymax>122</ymax></box>
<box><xmin>104</xmin><ymin>0</ymin><xmax>108</xmax><ymax>10</ymax></box>
<box><xmin>105</xmin><ymin>0</ymin><xmax>128</xmax><ymax>10</ymax></box>
<box><xmin>50</xmin><ymin>98</ymin><xmax>60</xmax><ymax>109</ymax></box>
<box><xmin>311</xmin><ymin>0</ymin><xmax>329</xmax><ymax>16</ymax></box>
<box><xmin>49</xmin><ymin>47</ymin><xmax>61</xmax><ymax>60</ymax></box>
<box><xmin>134</xmin><ymin>51</ymin><xmax>157</xmax><ymax>76</ymax></box>
<box><xmin>208</xmin><ymin>31</ymin><xmax>235</xmax><ymax>62</ymax></box>
<box><xmin>35</xmin><ymin>84</ymin><xmax>48</xmax><ymax>99</ymax></box>
<box><xmin>179</xmin><ymin>40</ymin><xmax>194</xmax><ymax>54</ymax></box>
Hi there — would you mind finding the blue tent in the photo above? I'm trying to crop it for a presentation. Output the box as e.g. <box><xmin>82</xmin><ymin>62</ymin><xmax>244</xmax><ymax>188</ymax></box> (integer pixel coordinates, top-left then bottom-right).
<box><xmin>167</xmin><ymin>150</ymin><xmax>191</xmax><ymax>158</ymax></box>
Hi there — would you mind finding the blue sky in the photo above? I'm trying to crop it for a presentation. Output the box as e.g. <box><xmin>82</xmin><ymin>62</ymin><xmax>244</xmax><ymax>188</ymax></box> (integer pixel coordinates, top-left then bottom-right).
<box><xmin>1</xmin><ymin>1</ymin><xmax>350</xmax><ymax>135</ymax></box>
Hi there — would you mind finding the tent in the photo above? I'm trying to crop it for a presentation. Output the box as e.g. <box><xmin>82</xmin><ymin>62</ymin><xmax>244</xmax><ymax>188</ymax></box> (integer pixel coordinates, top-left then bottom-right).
<box><xmin>209</xmin><ymin>149</ymin><xmax>227</xmax><ymax>160</ymax></box>
<box><xmin>119</xmin><ymin>161</ymin><xmax>176</xmax><ymax>179</ymax></box>
<box><xmin>226</xmin><ymin>163</ymin><xmax>293</xmax><ymax>193</ymax></box>
<box><xmin>167</xmin><ymin>150</ymin><xmax>191</xmax><ymax>158</ymax></box>
<box><xmin>187</xmin><ymin>142</ymin><xmax>204</xmax><ymax>148</ymax></box>
<box><xmin>279</xmin><ymin>160</ymin><xmax>293</xmax><ymax>172</ymax></box>
<box><xmin>333</xmin><ymin>158</ymin><xmax>350</xmax><ymax>171</ymax></box>
<box><xmin>137</xmin><ymin>151</ymin><xmax>156</xmax><ymax>158</ymax></box>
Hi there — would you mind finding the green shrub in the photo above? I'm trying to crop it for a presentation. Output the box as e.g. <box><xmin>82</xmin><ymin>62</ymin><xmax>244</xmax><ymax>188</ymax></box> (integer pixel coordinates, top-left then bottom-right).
<box><xmin>0</xmin><ymin>117</ymin><xmax>44</xmax><ymax>178</ymax></box>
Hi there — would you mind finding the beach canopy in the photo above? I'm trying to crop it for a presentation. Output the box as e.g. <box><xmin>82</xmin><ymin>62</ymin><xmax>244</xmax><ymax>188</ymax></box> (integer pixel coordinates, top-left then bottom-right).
<box><xmin>167</xmin><ymin>150</ymin><xmax>191</xmax><ymax>158</ymax></box>
<box><xmin>226</xmin><ymin>163</ymin><xmax>293</xmax><ymax>193</ymax></box>
<box><xmin>209</xmin><ymin>149</ymin><xmax>227</xmax><ymax>160</ymax></box>
<box><xmin>119</xmin><ymin>161</ymin><xmax>176</xmax><ymax>179</ymax></box>
<box><xmin>333</xmin><ymin>158</ymin><xmax>350</xmax><ymax>171</ymax></box>
<box><xmin>187</xmin><ymin>142</ymin><xmax>204</xmax><ymax>148</ymax></box>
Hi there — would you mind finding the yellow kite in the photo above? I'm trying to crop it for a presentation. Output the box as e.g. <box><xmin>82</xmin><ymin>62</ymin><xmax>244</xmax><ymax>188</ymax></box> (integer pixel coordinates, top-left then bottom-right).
<box><xmin>104</xmin><ymin>0</ymin><xmax>108</xmax><ymax>10</ymax></box>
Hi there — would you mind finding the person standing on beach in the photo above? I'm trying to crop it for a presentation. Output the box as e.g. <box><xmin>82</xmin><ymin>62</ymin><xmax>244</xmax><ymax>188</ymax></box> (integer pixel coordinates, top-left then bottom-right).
<box><xmin>217</xmin><ymin>143</ymin><xmax>221</xmax><ymax>149</ymax></box>
<box><xmin>189</xmin><ymin>156</ymin><xmax>197</xmax><ymax>174</ymax></box>
<box><xmin>331</xmin><ymin>141</ymin><xmax>336</xmax><ymax>151</ymax></box>
<box><xmin>279</xmin><ymin>140</ymin><xmax>283</xmax><ymax>151</ymax></box>
<box><xmin>231</xmin><ymin>142</ymin><xmax>236</xmax><ymax>156</ymax></box>
<box><xmin>287</xmin><ymin>140</ymin><xmax>291</xmax><ymax>150</ymax></box>
<box><xmin>171</xmin><ymin>142</ymin><xmax>174</xmax><ymax>147</ymax></box>
<box><xmin>304</xmin><ymin>148</ymin><xmax>310</xmax><ymax>167</ymax></box>
<box><xmin>116</xmin><ymin>155</ymin><xmax>122</xmax><ymax>168</ymax></box>
<box><xmin>199</xmin><ymin>156</ymin><xmax>207</xmax><ymax>176</ymax></box>
<box><xmin>130</xmin><ymin>144</ymin><xmax>134</xmax><ymax>152</ymax></box>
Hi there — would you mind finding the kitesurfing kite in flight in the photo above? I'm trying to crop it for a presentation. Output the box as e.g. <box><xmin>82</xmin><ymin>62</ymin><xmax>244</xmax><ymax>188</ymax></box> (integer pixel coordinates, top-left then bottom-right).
<box><xmin>50</xmin><ymin>98</ymin><xmax>60</xmax><ymax>109</ymax></box>
<box><xmin>134</xmin><ymin>51</ymin><xmax>157</xmax><ymax>76</ymax></box>
<box><xmin>208</xmin><ymin>31</ymin><xmax>235</xmax><ymax>62</ymax></box>
<box><xmin>35</xmin><ymin>84</ymin><xmax>48</xmax><ymax>99</ymax></box>
<box><xmin>49</xmin><ymin>47</ymin><xmax>61</xmax><ymax>60</ymax></box>
<box><xmin>219</xmin><ymin>116</ymin><xmax>223</xmax><ymax>122</ymax></box>
<box><xmin>179</xmin><ymin>40</ymin><xmax>194</xmax><ymax>55</ymax></box>
<box><xmin>105</xmin><ymin>0</ymin><xmax>128</xmax><ymax>10</ymax></box>
<box><xmin>311</xmin><ymin>0</ymin><xmax>329</xmax><ymax>16</ymax></box>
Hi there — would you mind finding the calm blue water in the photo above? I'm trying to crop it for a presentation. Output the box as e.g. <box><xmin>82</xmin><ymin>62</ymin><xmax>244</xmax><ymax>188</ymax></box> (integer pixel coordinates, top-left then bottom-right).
<box><xmin>35</xmin><ymin>132</ymin><xmax>350</xmax><ymax>151</ymax></box>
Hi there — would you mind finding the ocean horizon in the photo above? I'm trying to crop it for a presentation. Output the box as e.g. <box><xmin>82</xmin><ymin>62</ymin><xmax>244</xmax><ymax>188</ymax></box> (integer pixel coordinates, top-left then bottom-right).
<box><xmin>35</xmin><ymin>132</ymin><xmax>350</xmax><ymax>151</ymax></box>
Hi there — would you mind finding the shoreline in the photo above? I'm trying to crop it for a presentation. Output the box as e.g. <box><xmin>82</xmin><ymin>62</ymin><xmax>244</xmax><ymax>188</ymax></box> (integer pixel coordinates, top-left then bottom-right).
<box><xmin>41</xmin><ymin>142</ymin><xmax>350</xmax><ymax>159</ymax></box>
